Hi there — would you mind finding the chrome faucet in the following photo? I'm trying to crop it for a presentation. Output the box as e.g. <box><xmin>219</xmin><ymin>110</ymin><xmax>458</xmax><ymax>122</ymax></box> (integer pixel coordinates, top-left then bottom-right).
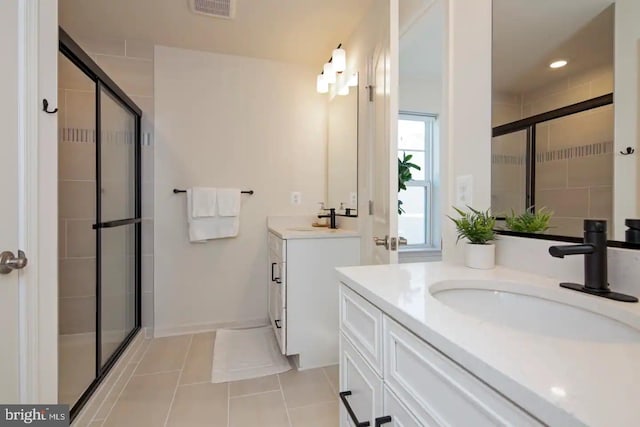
<box><xmin>549</xmin><ymin>220</ymin><xmax>637</xmax><ymax>303</ymax></box>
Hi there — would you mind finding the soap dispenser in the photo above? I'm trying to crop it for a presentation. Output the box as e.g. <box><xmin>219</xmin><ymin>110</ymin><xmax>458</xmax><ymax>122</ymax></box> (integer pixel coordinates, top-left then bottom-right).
<box><xmin>313</xmin><ymin>202</ymin><xmax>329</xmax><ymax>227</ymax></box>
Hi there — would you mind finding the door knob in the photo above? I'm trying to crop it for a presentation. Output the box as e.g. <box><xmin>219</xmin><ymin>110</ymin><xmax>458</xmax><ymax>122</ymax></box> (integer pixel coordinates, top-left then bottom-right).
<box><xmin>398</xmin><ymin>236</ymin><xmax>408</xmax><ymax>246</ymax></box>
<box><xmin>0</xmin><ymin>250</ymin><xmax>28</xmax><ymax>275</ymax></box>
<box><xmin>373</xmin><ymin>235</ymin><xmax>389</xmax><ymax>249</ymax></box>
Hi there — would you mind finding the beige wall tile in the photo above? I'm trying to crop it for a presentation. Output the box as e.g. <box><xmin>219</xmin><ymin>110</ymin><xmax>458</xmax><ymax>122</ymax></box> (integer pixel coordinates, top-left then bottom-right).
<box><xmin>535</xmin><ymin>160</ymin><xmax>567</xmax><ymax>190</ymax></box>
<box><xmin>492</xmin><ymin>103</ymin><xmax>522</xmax><ymax>127</ymax></box>
<box><xmin>95</xmin><ymin>56</ymin><xmax>153</xmax><ymax>97</ymax></box>
<box><xmin>126</xmin><ymin>40</ymin><xmax>154</xmax><ymax>60</ymax></box>
<box><xmin>536</xmin><ymin>188</ymin><xmax>589</xmax><ymax>218</ymax></box>
<box><xmin>142</xmin><ymin>292</ymin><xmax>154</xmax><ymax>329</ymax></box>
<box><xmin>66</xmin><ymin>219</ymin><xmax>96</xmax><ymax>257</ymax></box>
<box><xmin>289</xmin><ymin>401</ymin><xmax>339</xmax><ymax>427</ymax></box>
<box><xmin>102</xmin><ymin>371</ymin><xmax>179</xmax><ymax>427</ymax></box>
<box><xmin>548</xmin><ymin>106</ymin><xmax>613</xmax><ymax>149</ymax></box>
<box><xmin>59</xmin><ymin>296</ymin><xmax>96</xmax><ymax>334</ymax></box>
<box><xmin>59</xmin><ymin>219</ymin><xmax>67</xmax><ymax>258</ymax></box>
<box><xmin>142</xmin><ymin>255</ymin><xmax>154</xmax><ymax>293</ymax></box>
<box><xmin>64</xmin><ymin>90</ymin><xmax>96</xmax><ymax>132</ymax></box>
<box><xmin>279</xmin><ymin>368</ymin><xmax>336</xmax><ymax>409</ymax></box>
<box><xmin>142</xmin><ymin>219</ymin><xmax>154</xmax><ymax>256</ymax></box>
<box><xmin>546</xmin><ymin>217</ymin><xmax>584</xmax><ymax>238</ymax></box>
<box><xmin>59</xmin><ymin>180</ymin><xmax>96</xmax><ymax>219</ymax></box>
<box><xmin>59</xmin><ymin>141</ymin><xmax>96</xmax><ymax>181</ymax></box>
<box><xmin>589</xmin><ymin>186</ymin><xmax>613</xmax><ymax>219</ymax></box>
<box><xmin>135</xmin><ymin>334</ymin><xmax>192</xmax><ymax>375</ymax></box>
<box><xmin>229</xmin><ymin>374</ymin><xmax>280</xmax><ymax>397</ymax></box>
<box><xmin>229</xmin><ymin>391</ymin><xmax>289</xmax><ymax>427</ymax></box>
<box><xmin>59</xmin><ymin>258</ymin><xmax>96</xmax><ymax>298</ymax></box>
<box><xmin>59</xmin><ymin>54</ymin><xmax>94</xmax><ymax>91</ymax></box>
<box><xmin>567</xmin><ymin>153</ymin><xmax>613</xmax><ymax>187</ymax></box>
<box><xmin>166</xmin><ymin>383</ymin><xmax>228</xmax><ymax>427</ymax></box>
<box><xmin>180</xmin><ymin>332</ymin><xmax>214</xmax><ymax>385</ymax></box>
<box><xmin>529</xmin><ymin>84</ymin><xmax>590</xmax><ymax>116</ymax></box>
<box><xmin>77</xmin><ymin>37</ymin><xmax>126</xmax><ymax>57</ymax></box>
<box><xmin>522</xmin><ymin>78</ymin><xmax>570</xmax><ymax>104</ymax></box>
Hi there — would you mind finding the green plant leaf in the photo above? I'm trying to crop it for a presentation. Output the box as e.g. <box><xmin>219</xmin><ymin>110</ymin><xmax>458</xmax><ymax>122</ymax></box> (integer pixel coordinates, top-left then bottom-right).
<box><xmin>447</xmin><ymin>205</ymin><xmax>496</xmax><ymax>244</ymax></box>
<box><xmin>504</xmin><ymin>206</ymin><xmax>553</xmax><ymax>233</ymax></box>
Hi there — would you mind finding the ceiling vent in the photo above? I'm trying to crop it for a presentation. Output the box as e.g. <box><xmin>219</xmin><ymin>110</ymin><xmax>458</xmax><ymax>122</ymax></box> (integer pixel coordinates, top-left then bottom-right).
<box><xmin>190</xmin><ymin>0</ymin><xmax>235</xmax><ymax>19</ymax></box>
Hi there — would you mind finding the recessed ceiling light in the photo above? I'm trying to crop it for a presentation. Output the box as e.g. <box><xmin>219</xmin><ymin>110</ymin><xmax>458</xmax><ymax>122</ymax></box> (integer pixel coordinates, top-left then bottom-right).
<box><xmin>549</xmin><ymin>60</ymin><xmax>568</xmax><ymax>69</ymax></box>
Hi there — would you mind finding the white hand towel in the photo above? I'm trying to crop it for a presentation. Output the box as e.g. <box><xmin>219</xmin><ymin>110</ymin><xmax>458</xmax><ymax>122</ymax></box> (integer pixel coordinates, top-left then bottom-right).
<box><xmin>191</xmin><ymin>187</ymin><xmax>217</xmax><ymax>218</ymax></box>
<box><xmin>217</xmin><ymin>188</ymin><xmax>241</xmax><ymax>217</ymax></box>
<box><xmin>187</xmin><ymin>189</ymin><xmax>239</xmax><ymax>242</ymax></box>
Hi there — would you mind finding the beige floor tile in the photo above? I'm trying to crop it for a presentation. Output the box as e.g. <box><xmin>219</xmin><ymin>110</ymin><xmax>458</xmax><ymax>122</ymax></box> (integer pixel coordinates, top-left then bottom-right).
<box><xmin>166</xmin><ymin>383</ymin><xmax>228</xmax><ymax>427</ymax></box>
<box><xmin>289</xmin><ymin>401</ymin><xmax>339</xmax><ymax>427</ymax></box>
<box><xmin>180</xmin><ymin>332</ymin><xmax>214</xmax><ymax>385</ymax></box>
<box><xmin>279</xmin><ymin>368</ymin><xmax>336</xmax><ymax>409</ymax></box>
<box><xmin>102</xmin><ymin>371</ymin><xmax>179</xmax><ymax>427</ymax></box>
<box><xmin>229</xmin><ymin>391</ymin><xmax>290</xmax><ymax>427</ymax></box>
<box><xmin>135</xmin><ymin>335</ymin><xmax>191</xmax><ymax>375</ymax></box>
<box><xmin>323</xmin><ymin>365</ymin><xmax>339</xmax><ymax>393</ymax></box>
<box><xmin>229</xmin><ymin>374</ymin><xmax>280</xmax><ymax>397</ymax></box>
<box><xmin>93</xmin><ymin>363</ymin><xmax>138</xmax><ymax>421</ymax></box>
<box><xmin>88</xmin><ymin>421</ymin><xmax>104</xmax><ymax>426</ymax></box>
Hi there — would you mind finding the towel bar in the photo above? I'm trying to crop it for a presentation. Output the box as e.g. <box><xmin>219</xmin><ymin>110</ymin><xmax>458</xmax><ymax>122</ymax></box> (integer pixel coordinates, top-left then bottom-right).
<box><xmin>173</xmin><ymin>188</ymin><xmax>254</xmax><ymax>195</ymax></box>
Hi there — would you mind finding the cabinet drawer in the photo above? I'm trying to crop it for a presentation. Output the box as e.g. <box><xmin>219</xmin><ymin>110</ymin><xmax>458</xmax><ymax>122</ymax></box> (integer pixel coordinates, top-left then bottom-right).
<box><xmin>340</xmin><ymin>333</ymin><xmax>383</xmax><ymax>427</ymax></box>
<box><xmin>339</xmin><ymin>285</ymin><xmax>384</xmax><ymax>375</ymax></box>
<box><xmin>382</xmin><ymin>385</ymin><xmax>429</xmax><ymax>427</ymax></box>
<box><xmin>383</xmin><ymin>317</ymin><xmax>542</xmax><ymax>427</ymax></box>
<box><xmin>268</xmin><ymin>232</ymin><xmax>286</xmax><ymax>262</ymax></box>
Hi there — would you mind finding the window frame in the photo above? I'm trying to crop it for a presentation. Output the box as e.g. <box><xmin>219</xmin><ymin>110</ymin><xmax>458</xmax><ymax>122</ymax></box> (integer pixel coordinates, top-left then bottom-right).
<box><xmin>398</xmin><ymin>111</ymin><xmax>438</xmax><ymax>249</ymax></box>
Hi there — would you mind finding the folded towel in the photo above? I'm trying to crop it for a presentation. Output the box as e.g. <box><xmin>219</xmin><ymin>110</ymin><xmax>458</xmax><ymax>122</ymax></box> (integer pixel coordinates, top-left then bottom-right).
<box><xmin>187</xmin><ymin>189</ymin><xmax>239</xmax><ymax>242</ymax></box>
<box><xmin>191</xmin><ymin>187</ymin><xmax>217</xmax><ymax>218</ymax></box>
<box><xmin>217</xmin><ymin>188</ymin><xmax>241</xmax><ymax>217</ymax></box>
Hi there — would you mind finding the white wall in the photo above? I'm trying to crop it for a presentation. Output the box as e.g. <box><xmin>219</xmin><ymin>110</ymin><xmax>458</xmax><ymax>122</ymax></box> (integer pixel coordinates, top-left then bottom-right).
<box><xmin>153</xmin><ymin>46</ymin><xmax>327</xmax><ymax>336</ymax></box>
<box><xmin>614</xmin><ymin>0</ymin><xmax>640</xmax><ymax>239</ymax></box>
<box><xmin>441</xmin><ymin>0</ymin><xmax>492</xmax><ymax>263</ymax></box>
<box><xmin>399</xmin><ymin>76</ymin><xmax>442</xmax><ymax>114</ymax></box>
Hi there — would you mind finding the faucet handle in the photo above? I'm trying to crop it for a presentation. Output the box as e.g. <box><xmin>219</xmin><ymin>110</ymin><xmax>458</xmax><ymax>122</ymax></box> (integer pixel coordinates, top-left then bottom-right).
<box><xmin>584</xmin><ymin>219</ymin><xmax>606</xmax><ymax>233</ymax></box>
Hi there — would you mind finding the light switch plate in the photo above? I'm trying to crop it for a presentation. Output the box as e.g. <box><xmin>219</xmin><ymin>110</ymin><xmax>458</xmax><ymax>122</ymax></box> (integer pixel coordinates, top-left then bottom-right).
<box><xmin>290</xmin><ymin>191</ymin><xmax>302</xmax><ymax>205</ymax></box>
<box><xmin>456</xmin><ymin>175</ymin><xmax>473</xmax><ymax>207</ymax></box>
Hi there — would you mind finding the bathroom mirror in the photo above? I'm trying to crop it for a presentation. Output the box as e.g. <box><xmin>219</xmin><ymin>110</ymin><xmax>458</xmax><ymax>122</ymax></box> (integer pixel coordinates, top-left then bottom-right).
<box><xmin>491</xmin><ymin>0</ymin><xmax>639</xmax><ymax>246</ymax></box>
<box><xmin>327</xmin><ymin>74</ymin><xmax>358</xmax><ymax>214</ymax></box>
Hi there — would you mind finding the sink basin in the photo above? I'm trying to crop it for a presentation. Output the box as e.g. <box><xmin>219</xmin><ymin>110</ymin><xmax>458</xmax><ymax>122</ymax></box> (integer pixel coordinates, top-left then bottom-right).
<box><xmin>430</xmin><ymin>280</ymin><xmax>640</xmax><ymax>342</ymax></box>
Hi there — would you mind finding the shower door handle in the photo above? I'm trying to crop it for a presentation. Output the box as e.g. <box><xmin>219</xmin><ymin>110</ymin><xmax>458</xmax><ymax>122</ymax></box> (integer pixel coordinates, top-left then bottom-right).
<box><xmin>0</xmin><ymin>250</ymin><xmax>28</xmax><ymax>275</ymax></box>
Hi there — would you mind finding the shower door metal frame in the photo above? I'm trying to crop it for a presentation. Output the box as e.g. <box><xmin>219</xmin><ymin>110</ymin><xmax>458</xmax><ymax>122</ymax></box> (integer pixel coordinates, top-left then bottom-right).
<box><xmin>492</xmin><ymin>93</ymin><xmax>613</xmax><ymax>219</ymax></box>
<box><xmin>59</xmin><ymin>28</ymin><xmax>142</xmax><ymax>420</ymax></box>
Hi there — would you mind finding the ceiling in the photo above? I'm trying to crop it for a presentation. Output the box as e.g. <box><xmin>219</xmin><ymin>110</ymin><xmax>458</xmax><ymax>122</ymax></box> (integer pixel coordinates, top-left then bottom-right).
<box><xmin>493</xmin><ymin>0</ymin><xmax>614</xmax><ymax>95</ymax></box>
<box><xmin>59</xmin><ymin>0</ymin><xmax>373</xmax><ymax>68</ymax></box>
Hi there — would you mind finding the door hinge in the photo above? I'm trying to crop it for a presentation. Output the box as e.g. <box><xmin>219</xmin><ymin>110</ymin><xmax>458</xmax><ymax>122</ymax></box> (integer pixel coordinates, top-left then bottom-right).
<box><xmin>368</xmin><ymin>200</ymin><xmax>374</xmax><ymax>215</ymax></box>
<box><xmin>366</xmin><ymin>85</ymin><xmax>375</xmax><ymax>102</ymax></box>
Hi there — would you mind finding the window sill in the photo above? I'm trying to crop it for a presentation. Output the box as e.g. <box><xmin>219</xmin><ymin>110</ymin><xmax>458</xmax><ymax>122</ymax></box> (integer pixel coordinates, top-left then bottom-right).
<box><xmin>399</xmin><ymin>247</ymin><xmax>442</xmax><ymax>263</ymax></box>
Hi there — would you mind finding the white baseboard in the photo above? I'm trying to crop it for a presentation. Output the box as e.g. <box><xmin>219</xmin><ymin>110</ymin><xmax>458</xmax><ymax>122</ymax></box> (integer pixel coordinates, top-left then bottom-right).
<box><xmin>153</xmin><ymin>318</ymin><xmax>269</xmax><ymax>338</ymax></box>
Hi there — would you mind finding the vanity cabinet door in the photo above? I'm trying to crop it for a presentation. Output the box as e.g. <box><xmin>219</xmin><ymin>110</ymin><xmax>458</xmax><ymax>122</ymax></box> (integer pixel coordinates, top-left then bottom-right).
<box><xmin>268</xmin><ymin>236</ymin><xmax>287</xmax><ymax>354</ymax></box>
<box><xmin>382</xmin><ymin>385</ymin><xmax>434</xmax><ymax>427</ymax></box>
<box><xmin>340</xmin><ymin>333</ymin><xmax>383</xmax><ymax>427</ymax></box>
<box><xmin>383</xmin><ymin>317</ymin><xmax>542</xmax><ymax>427</ymax></box>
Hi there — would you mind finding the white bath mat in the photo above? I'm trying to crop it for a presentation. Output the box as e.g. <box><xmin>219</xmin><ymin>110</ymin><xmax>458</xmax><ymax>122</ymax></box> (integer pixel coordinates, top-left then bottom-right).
<box><xmin>211</xmin><ymin>326</ymin><xmax>291</xmax><ymax>383</ymax></box>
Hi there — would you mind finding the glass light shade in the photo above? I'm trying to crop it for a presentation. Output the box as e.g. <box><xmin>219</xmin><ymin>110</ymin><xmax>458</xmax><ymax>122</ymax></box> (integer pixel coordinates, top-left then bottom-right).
<box><xmin>316</xmin><ymin>74</ymin><xmax>329</xmax><ymax>93</ymax></box>
<box><xmin>323</xmin><ymin>62</ymin><xmax>336</xmax><ymax>84</ymax></box>
<box><xmin>338</xmin><ymin>85</ymin><xmax>349</xmax><ymax>96</ymax></box>
<box><xmin>332</xmin><ymin>47</ymin><xmax>346</xmax><ymax>73</ymax></box>
<box><xmin>347</xmin><ymin>73</ymin><xmax>358</xmax><ymax>87</ymax></box>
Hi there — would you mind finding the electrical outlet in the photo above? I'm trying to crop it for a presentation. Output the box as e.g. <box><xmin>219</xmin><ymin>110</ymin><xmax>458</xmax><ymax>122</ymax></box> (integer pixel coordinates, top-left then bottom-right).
<box><xmin>290</xmin><ymin>191</ymin><xmax>302</xmax><ymax>205</ymax></box>
<box><xmin>456</xmin><ymin>175</ymin><xmax>473</xmax><ymax>207</ymax></box>
<box><xmin>350</xmin><ymin>192</ymin><xmax>357</xmax><ymax>206</ymax></box>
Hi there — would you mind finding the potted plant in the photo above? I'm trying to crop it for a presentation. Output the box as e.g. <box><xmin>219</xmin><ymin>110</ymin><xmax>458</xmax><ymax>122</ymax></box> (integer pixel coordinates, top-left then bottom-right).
<box><xmin>448</xmin><ymin>206</ymin><xmax>496</xmax><ymax>269</ymax></box>
<box><xmin>505</xmin><ymin>207</ymin><xmax>553</xmax><ymax>233</ymax></box>
<box><xmin>398</xmin><ymin>152</ymin><xmax>421</xmax><ymax>214</ymax></box>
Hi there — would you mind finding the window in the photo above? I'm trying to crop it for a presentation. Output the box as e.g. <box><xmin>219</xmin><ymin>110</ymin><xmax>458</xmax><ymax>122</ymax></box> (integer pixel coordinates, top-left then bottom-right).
<box><xmin>398</xmin><ymin>112</ymin><xmax>438</xmax><ymax>249</ymax></box>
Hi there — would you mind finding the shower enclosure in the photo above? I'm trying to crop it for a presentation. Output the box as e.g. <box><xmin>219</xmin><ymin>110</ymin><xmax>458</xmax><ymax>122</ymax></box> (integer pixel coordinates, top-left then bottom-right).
<box><xmin>57</xmin><ymin>29</ymin><xmax>141</xmax><ymax>418</ymax></box>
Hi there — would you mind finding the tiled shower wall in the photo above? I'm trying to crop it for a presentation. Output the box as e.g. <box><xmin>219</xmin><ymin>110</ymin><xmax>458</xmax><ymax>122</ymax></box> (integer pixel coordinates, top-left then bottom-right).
<box><xmin>59</xmin><ymin>36</ymin><xmax>155</xmax><ymax>333</ymax></box>
<box><xmin>492</xmin><ymin>65</ymin><xmax>614</xmax><ymax>236</ymax></box>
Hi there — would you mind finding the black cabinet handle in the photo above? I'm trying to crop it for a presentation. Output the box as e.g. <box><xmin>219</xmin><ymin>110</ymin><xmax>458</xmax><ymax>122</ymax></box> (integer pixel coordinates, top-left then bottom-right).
<box><xmin>271</xmin><ymin>262</ymin><xmax>277</xmax><ymax>281</ymax></box>
<box><xmin>275</xmin><ymin>278</ymin><xmax>282</xmax><ymax>284</ymax></box>
<box><xmin>339</xmin><ymin>391</ymin><xmax>370</xmax><ymax>427</ymax></box>
<box><xmin>375</xmin><ymin>416</ymin><xmax>392</xmax><ymax>426</ymax></box>
<box><xmin>275</xmin><ymin>319</ymin><xmax>282</xmax><ymax>329</ymax></box>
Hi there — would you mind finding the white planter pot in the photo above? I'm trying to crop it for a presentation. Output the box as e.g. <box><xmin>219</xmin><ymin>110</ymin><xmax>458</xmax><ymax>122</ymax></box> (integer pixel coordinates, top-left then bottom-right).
<box><xmin>464</xmin><ymin>243</ymin><xmax>495</xmax><ymax>269</ymax></box>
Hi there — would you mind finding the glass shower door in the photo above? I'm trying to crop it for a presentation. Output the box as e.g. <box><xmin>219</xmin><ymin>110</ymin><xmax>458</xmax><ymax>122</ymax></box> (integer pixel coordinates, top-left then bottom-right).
<box><xmin>97</xmin><ymin>84</ymin><xmax>139</xmax><ymax>366</ymax></box>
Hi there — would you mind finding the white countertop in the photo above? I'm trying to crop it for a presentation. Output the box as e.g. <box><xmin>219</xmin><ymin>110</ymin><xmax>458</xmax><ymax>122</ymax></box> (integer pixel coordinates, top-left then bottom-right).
<box><xmin>267</xmin><ymin>215</ymin><xmax>359</xmax><ymax>240</ymax></box>
<box><xmin>336</xmin><ymin>262</ymin><xmax>640</xmax><ymax>427</ymax></box>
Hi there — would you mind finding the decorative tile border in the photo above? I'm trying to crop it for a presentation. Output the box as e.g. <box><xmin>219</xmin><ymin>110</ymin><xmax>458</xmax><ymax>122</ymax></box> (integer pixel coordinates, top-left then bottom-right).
<box><xmin>492</xmin><ymin>141</ymin><xmax>613</xmax><ymax>165</ymax></box>
<box><xmin>59</xmin><ymin>127</ymin><xmax>153</xmax><ymax>146</ymax></box>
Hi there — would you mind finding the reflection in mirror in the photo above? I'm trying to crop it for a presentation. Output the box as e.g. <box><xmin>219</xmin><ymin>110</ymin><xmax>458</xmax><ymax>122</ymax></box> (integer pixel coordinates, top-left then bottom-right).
<box><xmin>327</xmin><ymin>73</ymin><xmax>358</xmax><ymax>214</ymax></box>
<box><xmin>492</xmin><ymin>1</ymin><xmax>620</xmax><ymax>240</ymax></box>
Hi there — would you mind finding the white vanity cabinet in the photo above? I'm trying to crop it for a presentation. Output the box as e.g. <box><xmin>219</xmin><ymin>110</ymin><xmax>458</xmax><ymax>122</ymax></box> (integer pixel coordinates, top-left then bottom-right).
<box><xmin>338</xmin><ymin>284</ymin><xmax>542</xmax><ymax>427</ymax></box>
<box><xmin>267</xmin><ymin>230</ymin><xmax>360</xmax><ymax>369</ymax></box>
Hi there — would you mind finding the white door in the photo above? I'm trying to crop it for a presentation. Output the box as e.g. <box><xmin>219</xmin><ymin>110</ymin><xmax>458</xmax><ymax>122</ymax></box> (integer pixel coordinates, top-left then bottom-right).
<box><xmin>0</xmin><ymin>0</ymin><xmax>58</xmax><ymax>403</ymax></box>
<box><xmin>369</xmin><ymin>0</ymin><xmax>400</xmax><ymax>264</ymax></box>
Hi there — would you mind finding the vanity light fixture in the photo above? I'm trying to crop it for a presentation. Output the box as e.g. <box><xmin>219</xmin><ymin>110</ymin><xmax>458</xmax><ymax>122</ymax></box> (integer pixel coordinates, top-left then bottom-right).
<box><xmin>549</xmin><ymin>59</ymin><xmax>568</xmax><ymax>69</ymax></box>
<box><xmin>316</xmin><ymin>43</ymin><xmax>347</xmax><ymax>94</ymax></box>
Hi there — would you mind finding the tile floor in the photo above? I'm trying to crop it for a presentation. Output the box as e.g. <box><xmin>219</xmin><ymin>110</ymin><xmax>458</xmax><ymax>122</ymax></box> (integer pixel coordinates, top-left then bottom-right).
<box><xmin>79</xmin><ymin>332</ymin><xmax>340</xmax><ymax>427</ymax></box>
